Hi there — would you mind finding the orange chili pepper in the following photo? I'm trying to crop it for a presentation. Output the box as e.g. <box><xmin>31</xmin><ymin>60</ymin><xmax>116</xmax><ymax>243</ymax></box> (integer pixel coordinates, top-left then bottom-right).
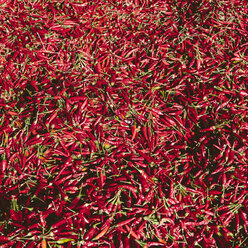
<box><xmin>158</xmin><ymin>238</ymin><xmax>167</xmax><ymax>244</ymax></box>
<box><xmin>41</xmin><ymin>239</ymin><xmax>47</xmax><ymax>248</ymax></box>
<box><xmin>131</xmin><ymin>125</ymin><xmax>137</xmax><ymax>141</ymax></box>
<box><xmin>125</xmin><ymin>224</ymin><xmax>140</xmax><ymax>240</ymax></box>
<box><xmin>94</xmin><ymin>224</ymin><xmax>110</xmax><ymax>240</ymax></box>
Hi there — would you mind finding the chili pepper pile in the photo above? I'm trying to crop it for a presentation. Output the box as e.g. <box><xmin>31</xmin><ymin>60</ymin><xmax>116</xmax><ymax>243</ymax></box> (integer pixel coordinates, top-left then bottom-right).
<box><xmin>0</xmin><ymin>0</ymin><xmax>248</xmax><ymax>247</ymax></box>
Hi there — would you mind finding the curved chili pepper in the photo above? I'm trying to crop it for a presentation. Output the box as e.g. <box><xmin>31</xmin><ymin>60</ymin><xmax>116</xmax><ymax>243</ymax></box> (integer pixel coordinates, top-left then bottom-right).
<box><xmin>93</xmin><ymin>224</ymin><xmax>110</xmax><ymax>240</ymax></box>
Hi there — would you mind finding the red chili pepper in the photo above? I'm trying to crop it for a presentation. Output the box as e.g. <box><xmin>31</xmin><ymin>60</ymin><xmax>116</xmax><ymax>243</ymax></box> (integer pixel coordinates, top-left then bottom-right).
<box><xmin>144</xmin><ymin>189</ymin><xmax>154</xmax><ymax>203</ymax></box>
<box><xmin>123</xmin><ymin>236</ymin><xmax>130</xmax><ymax>248</ymax></box>
<box><xmin>147</xmin><ymin>241</ymin><xmax>166</xmax><ymax>246</ymax></box>
<box><xmin>119</xmin><ymin>185</ymin><xmax>138</xmax><ymax>199</ymax></box>
<box><xmin>169</xmin><ymin>180</ymin><xmax>174</xmax><ymax>199</ymax></box>
<box><xmin>189</xmin><ymin>58</ymin><xmax>195</xmax><ymax>68</ymax></box>
<box><xmin>117</xmin><ymin>226</ymin><xmax>127</xmax><ymax>233</ymax></box>
<box><xmin>101</xmin><ymin>217</ymin><xmax>114</xmax><ymax>230</ymax></box>
<box><xmin>140</xmin><ymin>169</ymin><xmax>155</xmax><ymax>185</ymax></box>
<box><xmin>1</xmin><ymin>160</ymin><xmax>7</xmax><ymax>173</ymax></box>
<box><xmin>196</xmin><ymin>59</ymin><xmax>202</xmax><ymax>70</ymax></box>
<box><xmin>0</xmin><ymin>236</ymin><xmax>9</xmax><ymax>243</ymax></box>
<box><xmin>64</xmin><ymin>186</ymin><xmax>78</xmax><ymax>193</ymax></box>
<box><xmin>52</xmin><ymin>219</ymin><xmax>68</xmax><ymax>229</ymax></box>
<box><xmin>84</xmin><ymin>227</ymin><xmax>97</xmax><ymax>241</ymax></box>
<box><xmin>137</xmin><ymin>220</ymin><xmax>147</xmax><ymax>235</ymax></box>
<box><xmin>117</xmin><ymin>217</ymin><xmax>136</xmax><ymax>227</ymax></box>
<box><xmin>240</xmin><ymin>210</ymin><xmax>248</xmax><ymax>225</ymax></box>
<box><xmin>39</xmin><ymin>212</ymin><xmax>46</xmax><ymax>227</ymax></box>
